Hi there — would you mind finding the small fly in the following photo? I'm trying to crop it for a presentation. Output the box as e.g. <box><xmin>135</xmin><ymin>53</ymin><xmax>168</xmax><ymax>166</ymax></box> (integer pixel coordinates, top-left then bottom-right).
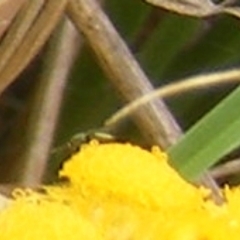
<box><xmin>51</xmin><ymin>129</ymin><xmax>115</xmax><ymax>161</ymax></box>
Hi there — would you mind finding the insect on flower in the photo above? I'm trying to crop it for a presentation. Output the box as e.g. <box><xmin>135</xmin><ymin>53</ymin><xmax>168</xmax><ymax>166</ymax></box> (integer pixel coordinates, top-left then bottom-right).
<box><xmin>51</xmin><ymin>129</ymin><xmax>116</xmax><ymax>171</ymax></box>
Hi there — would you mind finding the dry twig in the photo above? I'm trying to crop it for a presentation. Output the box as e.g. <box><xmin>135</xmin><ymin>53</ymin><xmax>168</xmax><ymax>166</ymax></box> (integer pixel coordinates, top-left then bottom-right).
<box><xmin>0</xmin><ymin>0</ymin><xmax>68</xmax><ymax>94</ymax></box>
<box><xmin>67</xmin><ymin>0</ymin><xmax>182</xmax><ymax>148</ymax></box>
<box><xmin>20</xmin><ymin>19</ymin><xmax>80</xmax><ymax>186</ymax></box>
<box><xmin>106</xmin><ymin>68</ymin><xmax>240</xmax><ymax>127</ymax></box>
<box><xmin>211</xmin><ymin>158</ymin><xmax>240</xmax><ymax>179</ymax></box>
<box><xmin>0</xmin><ymin>0</ymin><xmax>26</xmax><ymax>38</ymax></box>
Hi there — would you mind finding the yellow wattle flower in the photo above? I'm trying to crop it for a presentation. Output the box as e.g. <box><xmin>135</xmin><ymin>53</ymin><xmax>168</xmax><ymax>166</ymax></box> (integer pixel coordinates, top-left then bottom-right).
<box><xmin>59</xmin><ymin>140</ymin><xmax>206</xmax><ymax>209</ymax></box>
<box><xmin>0</xmin><ymin>189</ymin><xmax>103</xmax><ymax>240</ymax></box>
<box><xmin>2</xmin><ymin>140</ymin><xmax>240</xmax><ymax>239</ymax></box>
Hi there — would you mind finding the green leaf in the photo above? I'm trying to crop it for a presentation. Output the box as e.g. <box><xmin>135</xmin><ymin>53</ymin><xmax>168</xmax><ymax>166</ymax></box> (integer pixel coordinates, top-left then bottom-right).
<box><xmin>168</xmin><ymin>85</ymin><xmax>240</xmax><ymax>180</ymax></box>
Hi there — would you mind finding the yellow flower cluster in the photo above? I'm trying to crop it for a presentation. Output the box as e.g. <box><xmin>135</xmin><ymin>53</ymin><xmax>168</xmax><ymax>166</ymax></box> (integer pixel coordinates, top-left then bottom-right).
<box><xmin>0</xmin><ymin>140</ymin><xmax>240</xmax><ymax>239</ymax></box>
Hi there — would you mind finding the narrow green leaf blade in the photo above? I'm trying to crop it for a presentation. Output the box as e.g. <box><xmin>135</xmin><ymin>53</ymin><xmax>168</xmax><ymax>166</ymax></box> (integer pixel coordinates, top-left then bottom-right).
<box><xmin>168</xmin><ymin>85</ymin><xmax>240</xmax><ymax>180</ymax></box>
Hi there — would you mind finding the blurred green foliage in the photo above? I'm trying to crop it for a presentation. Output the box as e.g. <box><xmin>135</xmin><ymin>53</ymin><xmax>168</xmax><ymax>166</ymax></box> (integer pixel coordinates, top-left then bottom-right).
<box><xmin>56</xmin><ymin>1</ymin><xmax>240</xmax><ymax>146</ymax></box>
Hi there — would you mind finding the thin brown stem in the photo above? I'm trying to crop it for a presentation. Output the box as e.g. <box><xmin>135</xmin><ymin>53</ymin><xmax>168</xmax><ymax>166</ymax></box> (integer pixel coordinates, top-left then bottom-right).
<box><xmin>21</xmin><ymin>18</ymin><xmax>80</xmax><ymax>186</ymax></box>
<box><xmin>106</xmin><ymin>68</ymin><xmax>240</xmax><ymax>127</ymax></box>
<box><xmin>67</xmin><ymin>0</ymin><xmax>182</xmax><ymax>148</ymax></box>
<box><xmin>0</xmin><ymin>0</ymin><xmax>27</xmax><ymax>39</ymax></box>
<box><xmin>0</xmin><ymin>0</ymin><xmax>68</xmax><ymax>95</ymax></box>
<box><xmin>0</xmin><ymin>0</ymin><xmax>45</xmax><ymax>75</ymax></box>
<box><xmin>211</xmin><ymin>158</ymin><xmax>240</xmax><ymax>179</ymax></box>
